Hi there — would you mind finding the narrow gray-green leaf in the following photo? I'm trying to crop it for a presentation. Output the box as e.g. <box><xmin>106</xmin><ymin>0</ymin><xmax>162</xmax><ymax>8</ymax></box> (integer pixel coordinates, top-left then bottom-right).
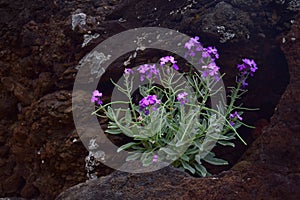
<box><xmin>194</xmin><ymin>163</ymin><xmax>207</xmax><ymax>177</ymax></box>
<box><xmin>126</xmin><ymin>153</ymin><xmax>141</xmax><ymax>161</ymax></box>
<box><xmin>117</xmin><ymin>142</ymin><xmax>138</xmax><ymax>152</ymax></box>
<box><xmin>203</xmin><ymin>156</ymin><xmax>228</xmax><ymax>165</ymax></box>
<box><xmin>105</xmin><ymin>129</ymin><xmax>122</xmax><ymax>134</ymax></box>
<box><xmin>181</xmin><ymin>161</ymin><xmax>195</xmax><ymax>174</ymax></box>
<box><xmin>217</xmin><ymin>140</ymin><xmax>235</xmax><ymax>147</ymax></box>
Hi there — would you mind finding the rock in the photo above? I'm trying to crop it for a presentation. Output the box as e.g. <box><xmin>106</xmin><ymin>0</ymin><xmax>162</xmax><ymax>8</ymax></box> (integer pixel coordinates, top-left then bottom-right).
<box><xmin>1</xmin><ymin>77</ymin><xmax>33</xmax><ymax>105</ymax></box>
<box><xmin>0</xmin><ymin>90</ymin><xmax>18</xmax><ymax>119</ymax></box>
<box><xmin>33</xmin><ymin>72</ymin><xmax>55</xmax><ymax>98</ymax></box>
<box><xmin>20</xmin><ymin>182</ymin><xmax>40</xmax><ymax>199</ymax></box>
<box><xmin>0</xmin><ymin>0</ymin><xmax>298</xmax><ymax>199</ymax></box>
<box><xmin>2</xmin><ymin>174</ymin><xmax>24</xmax><ymax>194</ymax></box>
<box><xmin>0</xmin><ymin>145</ymin><xmax>9</xmax><ymax>157</ymax></box>
<box><xmin>56</xmin><ymin>10</ymin><xmax>300</xmax><ymax>200</ymax></box>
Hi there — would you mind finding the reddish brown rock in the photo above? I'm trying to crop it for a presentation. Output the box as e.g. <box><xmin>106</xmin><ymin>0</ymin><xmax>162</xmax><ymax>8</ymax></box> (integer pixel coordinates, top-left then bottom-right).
<box><xmin>2</xmin><ymin>174</ymin><xmax>24</xmax><ymax>194</ymax></box>
<box><xmin>56</xmin><ymin>10</ymin><xmax>300</xmax><ymax>200</ymax></box>
<box><xmin>0</xmin><ymin>0</ymin><xmax>298</xmax><ymax>199</ymax></box>
<box><xmin>20</xmin><ymin>183</ymin><xmax>40</xmax><ymax>199</ymax></box>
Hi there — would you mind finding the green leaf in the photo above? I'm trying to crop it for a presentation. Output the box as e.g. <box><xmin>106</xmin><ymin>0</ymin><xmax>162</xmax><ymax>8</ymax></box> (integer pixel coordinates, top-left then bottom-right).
<box><xmin>141</xmin><ymin>151</ymin><xmax>153</xmax><ymax>167</ymax></box>
<box><xmin>124</xmin><ymin>109</ymin><xmax>132</xmax><ymax>125</ymax></box>
<box><xmin>131</xmin><ymin>125</ymin><xmax>140</xmax><ymax>136</ymax></box>
<box><xmin>126</xmin><ymin>152</ymin><xmax>141</xmax><ymax>161</ymax></box>
<box><xmin>203</xmin><ymin>156</ymin><xmax>228</xmax><ymax>165</ymax></box>
<box><xmin>160</xmin><ymin>147</ymin><xmax>178</xmax><ymax>156</ymax></box>
<box><xmin>117</xmin><ymin>142</ymin><xmax>138</xmax><ymax>152</ymax></box>
<box><xmin>106</xmin><ymin>107</ymin><xmax>134</xmax><ymax>137</ymax></box>
<box><xmin>117</xmin><ymin>125</ymin><xmax>133</xmax><ymax>137</ymax></box>
<box><xmin>233</xmin><ymin>122</ymin><xmax>242</xmax><ymax>129</ymax></box>
<box><xmin>195</xmin><ymin>154</ymin><xmax>202</xmax><ymax>165</ymax></box>
<box><xmin>105</xmin><ymin>129</ymin><xmax>122</xmax><ymax>134</ymax></box>
<box><xmin>181</xmin><ymin>161</ymin><xmax>195</xmax><ymax>174</ymax></box>
<box><xmin>131</xmin><ymin>145</ymin><xmax>144</xmax><ymax>150</ymax></box>
<box><xmin>194</xmin><ymin>163</ymin><xmax>208</xmax><ymax>177</ymax></box>
<box><xmin>139</xmin><ymin>86</ymin><xmax>148</xmax><ymax>97</ymax></box>
<box><xmin>217</xmin><ymin>140</ymin><xmax>235</xmax><ymax>147</ymax></box>
<box><xmin>185</xmin><ymin>147</ymin><xmax>199</xmax><ymax>155</ymax></box>
<box><xmin>107</xmin><ymin>122</ymin><xmax>119</xmax><ymax>129</ymax></box>
<box><xmin>208</xmin><ymin>134</ymin><xmax>232</xmax><ymax>141</ymax></box>
<box><xmin>176</xmin><ymin>110</ymin><xmax>199</xmax><ymax>146</ymax></box>
<box><xmin>193</xmin><ymin>140</ymin><xmax>203</xmax><ymax>149</ymax></box>
<box><xmin>175</xmin><ymin>140</ymin><xmax>188</xmax><ymax>147</ymax></box>
<box><xmin>180</xmin><ymin>154</ymin><xmax>190</xmax><ymax>162</ymax></box>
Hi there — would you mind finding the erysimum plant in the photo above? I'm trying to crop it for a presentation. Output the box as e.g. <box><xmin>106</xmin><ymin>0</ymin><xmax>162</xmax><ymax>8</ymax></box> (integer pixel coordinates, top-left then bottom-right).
<box><xmin>91</xmin><ymin>36</ymin><xmax>258</xmax><ymax>177</ymax></box>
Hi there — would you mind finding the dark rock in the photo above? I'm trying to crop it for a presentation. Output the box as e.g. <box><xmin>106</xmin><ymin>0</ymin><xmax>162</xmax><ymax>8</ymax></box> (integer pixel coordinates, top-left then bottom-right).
<box><xmin>0</xmin><ymin>0</ymin><xmax>298</xmax><ymax>199</ymax></box>
<box><xmin>1</xmin><ymin>77</ymin><xmax>34</xmax><ymax>105</ymax></box>
<box><xmin>0</xmin><ymin>145</ymin><xmax>9</xmax><ymax>157</ymax></box>
<box><xmin>20</xmin><ymin>182</ymin><xmax>40</xmax><ymax>198</ymax></box>
<box><xmin>56</xmin><ymin>10</ymin><xmax>300</xmax><ymax>200</ymax></box>
<box><xmin>2</xmin><ymin>174</ymin><xmax>25</xmax><ymax>194</ymax></box>
<box><xmin>33</xmin><ymin>72</ymin><xmax>55</xmax><ymax>98</ymax></box>
<box><xmin>0</xmin><ymin>90</ymin><xmax>18</xmax><ymax>119</ymax></box>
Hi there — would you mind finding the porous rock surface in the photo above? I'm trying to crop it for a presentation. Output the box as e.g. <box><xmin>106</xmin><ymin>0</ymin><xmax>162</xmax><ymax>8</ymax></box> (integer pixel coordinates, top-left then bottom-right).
<box><xmin>0</xmin><ymin>0</ymin><xmax>298</xmax><ymax>199</ymax></box>
<box><xmin>57</xmin><ymin>10</ymin><xmax>300</xmax><ymax>199</ymax></box>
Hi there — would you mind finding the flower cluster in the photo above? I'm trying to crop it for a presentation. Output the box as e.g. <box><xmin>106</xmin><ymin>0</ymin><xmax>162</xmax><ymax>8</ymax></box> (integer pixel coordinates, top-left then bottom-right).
<box><xmin>201</xmin><ymin>46</ymin><xmax>220</xmax><ymax>79</ymax></box>
<box><xmin>201</xmin><ymin>62</ymin><xmax>220</xmax><ymax>78</ymax></box>
<box><xmin>184</xmin><ymin>36</ymin><xmax>220</xmax><ymax>79</ymax></box>
<box><xmin>184</xmin><ymin>36</ymin><xmax>203</xmax><ymax>57</ymax></box>
<box><xmin>237</xmin><ymin>59</ymin><xmax>258</xmax><ymax>76</ymax></box>
<box><xmin>177</xmin><ymin>92</ymin><xmax>188</xmax><ymax>105</ymax></box>
<box><xmin>229</xmin><ymin>111</ymin><xmax>243</xmax><ymax>126</ymax></box>
<box><xmin>160</xmin><ymin>56</ymin><xmax>179</xmax><ymax>70</ymax></box>
<box><xmin>91</xmin><ymin>90</ymin><xmax>103</xmax><ymax>105</ymax></box>
<box><xmin>237</xmin><ymin>58</ymin><xmax>258</xmax><ymax>88</ymax></box>
<box><xmin>139</xmin><ymin>95</ymin><xmax>161</xmax><ymax>115</ymax></box>
<box><xmin>203</xmin><ymin>46</ymin><xmax>219</xmax><ymax>60</ymax></box>
<box><xmin>184</xmin><ymin>36</ymin><xmax>201</xmax><ymax>50</ymax></box>
<box><xmin>137</xmin><ymin>64</ymin><xmax>159</xmax><ymax>81</ymax></box>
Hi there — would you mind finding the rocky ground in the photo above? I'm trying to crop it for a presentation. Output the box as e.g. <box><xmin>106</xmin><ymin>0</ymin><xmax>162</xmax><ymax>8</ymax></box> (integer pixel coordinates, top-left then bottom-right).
<box><xmin>0</xmin><ymin>0</ymin><xmax>299</xmax><ymax>199</ymax></box>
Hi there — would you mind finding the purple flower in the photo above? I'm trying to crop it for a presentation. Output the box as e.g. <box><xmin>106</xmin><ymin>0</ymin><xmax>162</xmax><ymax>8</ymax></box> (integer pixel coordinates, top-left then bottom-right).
<box><xmin>160</xmin><ymin>56</ymin><xmax>175</xmax><ymax>65</ymax></box>
<box><xmin>124</xmin><ymin>68</ymin><xmax>133</xmax><ymax>75</ymax></box>
<box><xmin>229</xmin><ymin>111</ymin><xmax>243</xmax><ymax>121</ymax></box>
<box><xmin>184</xmin><ymin>36</ymin><xmax>200</xmax><ymax>50</ymax></box>
<box><xmin>144</xmin><ymin>109</ymin><xmax>150</xmax><ymax>115</ymax></box>
<box><xmin>152</xmin><ymin>154</ymin><xmax>158</xmax><ymax>162</ymax></box>
<box><xmin>241</xmin><ymin>79</ymin><xmax>248</xmax><ymax>88</ymax></box>
<box><xmin>242</xmin><ymin>58</ymin><xmax>257</xmax><ymax>72</ymax></box>
<box><xmin>184</xmin><ymin>36</ymin><xmax>204</xmax><ymax>58</ymax></box>
<box><xmin>202</xmin><ymin>51</ymin><xmax>210</xmax><ymax>58</ymax></box>
<box><xmin>195</xmin><ymin>45</ymin><xmax>203</xmax><ymax>52</ymax></box>
<box><xmin>91</xmin><ymin>90</ymin><xmax>103</xmax><ymax>105</ymax></box>
<box><xmin>139</xmin><ymin>95</ymin><xmax>161</xmax><ymax>115</ymax></box>
<box><xmin>237</xmin><ymin>58</ymin><xmax>258</xmax><ymax>76</ymax></box>
<box><xmin>160</xmin><ymin>56</ymin><xmax>179</xmax><ymax>71</ymax></box>
<box><xmin>173</xmin><ymin>64</ymin><xmax>179</xmax><ymax>70</ymax></box>
<box><xmin>237</xmin><ymin>64</ymin><xmax>246</xmax><ymax>71</ymax></box>
<box><xmin>203</xmin><ymin>46</ymin><xmax>219</xmax><ymax>60</ymax></box>
<box><xmin>202</xmin><ymin>62</ymin><xmax>220</xmax><ymax>78</ymax></box>
<box><xmin>236</xmin><ymin>58</ymin><xmax>258</xmax><ymax>88</ymax></box>
<box><xmin>177</xmin><ymin>92</ymin><xmax>188</xmax><ymax>105</ymax></box>
<box><xmin>189</xmin><ymin>51</ymin><xmax>196</xmax><ymax>57</ymax></box>
<box><xmin>137</xmin><ymin>64</ymin><xmax>159</xmax><ymax>81</ymax></box>
<box><xmin>229</xmin><ymin>121</ymin><xmax>235</xmax><ymax>126</ymax></box>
